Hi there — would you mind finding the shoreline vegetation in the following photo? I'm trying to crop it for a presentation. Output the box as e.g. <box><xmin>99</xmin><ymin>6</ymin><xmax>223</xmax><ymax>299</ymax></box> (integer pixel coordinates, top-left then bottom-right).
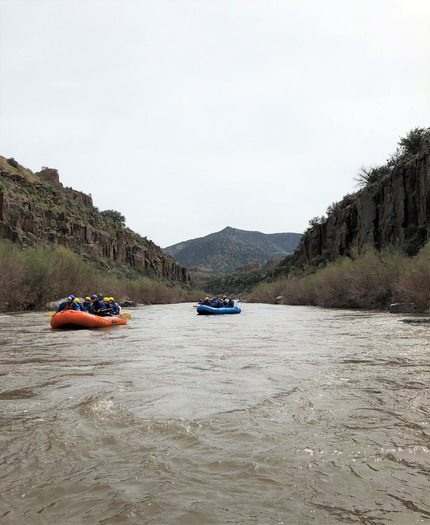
<box><xmin>2</xmin><ymin>229</ymin><xmax>430</xmax><ymax>316</ymax></box>
<box><xmin>4</xmin><ymin>236</ymin><xmax>430</xmax><ymax>314</ymax></box>
<box><xmin>0</xmin><ymin>240</ymin><xmax>205</xmax><ymax>313</ymax></box>
<box><xmin>247</xmin><ymin>242</ymin><xmax>430</xmax><ymax>312</ymax></box>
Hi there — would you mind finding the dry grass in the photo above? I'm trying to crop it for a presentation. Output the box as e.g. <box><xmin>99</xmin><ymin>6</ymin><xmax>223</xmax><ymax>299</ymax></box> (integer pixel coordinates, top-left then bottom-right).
<box><xmin>4</xmin><ymin>237</ymin><xmax>430</xmax><ymax>313</ymax></box>
<box><xmin>0</xmin><ymin>241</ymin><xmax>198</xmax><ymax>312</ymax></box>
<box><xmin>248</xmin><ymin>243</ymin><xmax>430</xmax><ymax>311</ymax></box>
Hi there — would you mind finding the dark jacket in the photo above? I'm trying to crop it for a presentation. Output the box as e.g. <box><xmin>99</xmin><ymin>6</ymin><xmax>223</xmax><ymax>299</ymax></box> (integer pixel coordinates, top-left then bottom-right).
<box><xmin>82</xmin><ymin>301</ymin><xmax>91</xmax><ymax>312</ymax></box>
<box><xmin>91</xmin><ymin>299</ymin><xmax>106</xmax><ymax>315</ymax></box>
<box><xmin>110</xmin><ymin>301</ymin><xmax>120</xmax><ymax>315</ymax></box>
<box><xmin>56</xmin><ymin>300</ymin><xmax>80</xmax><ymax>313</ymax></box>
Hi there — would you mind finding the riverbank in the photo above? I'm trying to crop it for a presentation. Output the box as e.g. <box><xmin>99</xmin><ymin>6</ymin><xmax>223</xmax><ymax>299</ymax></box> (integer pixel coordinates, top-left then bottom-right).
<box><xmin>0</xmin><ymin>240</ymin><xmax>204</xmax><ymax>313</ymax></box>
<box><xmin>247</xmin><ymin>242</ymin><xmax>430</xmax><ymax>312</ymax></box>
<box><xmin>5</xmin><ymin>237</ymin><xmax>430</xmax><ymax>315</ymax></box>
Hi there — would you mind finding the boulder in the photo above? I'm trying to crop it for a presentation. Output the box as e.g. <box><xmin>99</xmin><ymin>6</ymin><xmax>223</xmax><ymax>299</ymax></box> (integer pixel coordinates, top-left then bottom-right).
<box><xmin>389</xmin><ymin>302</ymin><xmax>416</xmax><ymax>314</ymax></box>
<box><xmin>120</xmin><ymin>300</ymin><xmax>137</xmax><ymax>308</ymax></box>
<box><xmin>45</xmin><ymin>298</ymin><xmax>67</xmax><ymax>310</ymax></box>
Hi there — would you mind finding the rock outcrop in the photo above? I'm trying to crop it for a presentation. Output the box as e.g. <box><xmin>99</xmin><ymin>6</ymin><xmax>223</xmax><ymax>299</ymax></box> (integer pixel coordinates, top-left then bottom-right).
<box><xmin>38</xmin><ymin>168</ymin><xmax>61</xmax><ymax>186</ymax></box>
<box><xmin>292</xmin><ymin>149</ymin><xmax>430</xmax><ymax>268</ymax></box>
<box><xmin>0</xmin><ymin>157</ymin><xmax>189</xmax><ymax>283</ymax></box>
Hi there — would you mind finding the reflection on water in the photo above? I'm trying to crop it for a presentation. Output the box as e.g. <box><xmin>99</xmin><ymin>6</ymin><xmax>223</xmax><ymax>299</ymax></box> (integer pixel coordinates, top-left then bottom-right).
<box><xmin>0</xmin><ymin>304</ymin><xmax>429</xmax><ymax>524</ymax></box>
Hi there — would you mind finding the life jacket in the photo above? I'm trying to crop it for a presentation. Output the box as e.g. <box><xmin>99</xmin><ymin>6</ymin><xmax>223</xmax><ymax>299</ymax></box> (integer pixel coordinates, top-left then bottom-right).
<box><xmin>64</xmin><ymin>301</ymin><xmax>74</xmax><ymax>311</ymax></box>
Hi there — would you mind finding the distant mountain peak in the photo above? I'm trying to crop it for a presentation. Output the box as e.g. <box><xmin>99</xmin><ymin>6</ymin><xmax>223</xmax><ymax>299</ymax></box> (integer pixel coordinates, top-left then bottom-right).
<box><xmin>163</xmin><ymin>227</ymin><xmax>302</xmax><ymax>275</ymax></box>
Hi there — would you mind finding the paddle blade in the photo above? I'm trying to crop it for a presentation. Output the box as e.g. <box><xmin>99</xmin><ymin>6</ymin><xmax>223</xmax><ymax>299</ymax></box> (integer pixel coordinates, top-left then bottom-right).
<box><xmin>121</xmin><ymin>312</ymin><xmax>132</xmax><ymax>319</ymax></box>
<box><xmin>48</xmin><ymin>312</ymin><xmax>56</xmax><ymax>317</ymax></box>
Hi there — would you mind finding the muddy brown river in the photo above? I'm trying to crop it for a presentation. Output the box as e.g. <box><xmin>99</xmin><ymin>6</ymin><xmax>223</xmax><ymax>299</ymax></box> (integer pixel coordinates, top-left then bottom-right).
<box><xmin>0</xmin><ymin>303</ymin><xmax>429</xmax><ymax>524</ymax></box>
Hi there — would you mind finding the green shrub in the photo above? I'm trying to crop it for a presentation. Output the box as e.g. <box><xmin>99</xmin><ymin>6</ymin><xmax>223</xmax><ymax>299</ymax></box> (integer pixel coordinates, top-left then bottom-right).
<box><xmin>7</xmin><ymin>158</ymin><xmax>18</xmax><ymax>168</ymax></box>
<box><xmin>355</xmin><ymin>164</ymin><xmax>391</xmax><ymax>188</ymax></box>
<box><xmin>100</xmin><ymin>209</ymin><xmax>126</xmax><ymax>228</ymax></box>
<box><xmin>397</xmin><ymin>127</ymin><xmax>430</xmax><ymax>157</ymax></box>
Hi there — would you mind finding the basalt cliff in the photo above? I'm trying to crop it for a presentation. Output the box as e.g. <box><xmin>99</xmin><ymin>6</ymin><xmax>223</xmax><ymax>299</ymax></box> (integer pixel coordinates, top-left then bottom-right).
<box><xmin>0</xmin><ymin>157</ymin><xmax>188</xmax><ymax>282</ymax></box>
<box><xmin>291</xmin><ymin>148</ymin><xmax>430</xmax><ymax>268</ymax></box>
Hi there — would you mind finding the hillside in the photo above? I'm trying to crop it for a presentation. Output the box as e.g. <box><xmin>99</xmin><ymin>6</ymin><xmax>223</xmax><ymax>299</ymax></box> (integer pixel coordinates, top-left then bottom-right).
<box><xmin>163</xmin><ymin>227</ymin><xmax>301</xmax><ymax>275</ymax></box>
<box><xmin>0</xmin><ymin>156</ymin><xmax>188</xmax><ymax>282</ymax></box>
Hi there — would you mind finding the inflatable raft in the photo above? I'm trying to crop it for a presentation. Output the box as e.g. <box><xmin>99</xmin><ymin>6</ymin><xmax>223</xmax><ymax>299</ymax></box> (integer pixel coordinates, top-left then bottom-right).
<box><xmin>196</xmin><ymin>305</ymin><xmax>241</xmax><ymax>315</ymax></box>
<box><xmin>50</xmin><ymin>310</ymin><xmax>128</xmax><ymax>329</ymax></box>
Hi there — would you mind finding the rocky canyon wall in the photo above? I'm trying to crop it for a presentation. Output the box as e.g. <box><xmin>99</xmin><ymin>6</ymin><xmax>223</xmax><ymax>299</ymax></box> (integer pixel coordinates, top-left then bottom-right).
<box><xmin>0</xmin><ymin>159</ymin><xmax>189</xmax><ymax>283</ymax></box>
<box><xmin>292</xmin><ymin>149</ymin><xmax>430</xmax><ymax>268</ymax></box>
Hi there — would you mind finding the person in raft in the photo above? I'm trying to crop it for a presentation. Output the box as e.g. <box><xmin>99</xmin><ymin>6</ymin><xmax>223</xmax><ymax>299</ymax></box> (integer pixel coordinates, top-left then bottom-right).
<box><xmin>82</xmin><ymin>296</ymin><xmax>91</xmax><ymax>312</ymax></box>
<box><xmin>90</xmin><ymin>294</ymin><xmax>106</xmax><ymax>315</ymax></box>
<box><xmin>109</xmin><ymin>297</ymin><xmax>120</xmax><ymax>315</ymax></box>
<box><xmin>102</xmin><ymin>297</ymin><xmax>114</xmax><ymax>315</ymax></box>
<box><xmin>212</xmin><ymin>297</ymin><xmax>224</xmax><ymax>308</ymax></box>
<box><xmin>73</xmin><ymin>298</ymin><xmax>86</xmax><ymax>311</ymax></box>
<box><xmin>56</xmin><ymin>295</ymin><xmax>80</xmax><ymax>312</ymax></box>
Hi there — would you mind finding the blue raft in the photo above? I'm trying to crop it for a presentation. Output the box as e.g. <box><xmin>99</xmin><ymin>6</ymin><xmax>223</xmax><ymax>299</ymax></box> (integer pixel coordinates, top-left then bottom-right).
<box><xmin>197</xmin><ymin>304</ymin><xmax>241</xmax><ymax>315</ymax></box>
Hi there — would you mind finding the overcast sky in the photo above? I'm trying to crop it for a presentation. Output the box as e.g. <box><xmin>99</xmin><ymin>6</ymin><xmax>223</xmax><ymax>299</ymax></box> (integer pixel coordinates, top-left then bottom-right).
<box><xmin>1</xmin><ymin>0</ymin><xmax>429</xmax><ymax>247</ymax></box>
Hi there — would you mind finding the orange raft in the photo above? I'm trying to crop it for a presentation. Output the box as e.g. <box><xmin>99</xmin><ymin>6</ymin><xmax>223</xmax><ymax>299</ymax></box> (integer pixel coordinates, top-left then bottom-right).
<box><xmin>50</xmin><ymin>310</ymin><xmax>128</xmax><ymax>329</ymax></box>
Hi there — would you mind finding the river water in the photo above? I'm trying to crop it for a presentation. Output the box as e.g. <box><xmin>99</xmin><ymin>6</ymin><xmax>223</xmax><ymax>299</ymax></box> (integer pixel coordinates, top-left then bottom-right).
<box><xmin>0</xmin><ymin>303</ymin><xmax>429</xmax><ymax>524</ymax></box>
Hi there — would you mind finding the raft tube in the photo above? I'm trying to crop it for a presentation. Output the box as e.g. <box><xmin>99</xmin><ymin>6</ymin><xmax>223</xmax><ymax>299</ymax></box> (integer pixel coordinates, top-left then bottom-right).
<box><xmin>196</xmin><ymin>305</ymin><xmax>241</xmax><ymax>315</ymax></box>
<box><xmin>50</xmin><ymin>310</ymin><xmax>128</xmax><ymax>329</ymax></box>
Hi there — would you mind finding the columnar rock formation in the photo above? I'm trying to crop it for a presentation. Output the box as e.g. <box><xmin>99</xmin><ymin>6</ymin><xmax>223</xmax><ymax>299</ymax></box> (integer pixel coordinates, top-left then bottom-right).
<box><xmin>0</xmin><ymin>158</ymin><xmax>188</xmax><ymax>282</ymax></box>
<box><xmin>292</xmin><ymin>150</ymin><xmax>430</xmax><ymax>267</ymax></box>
